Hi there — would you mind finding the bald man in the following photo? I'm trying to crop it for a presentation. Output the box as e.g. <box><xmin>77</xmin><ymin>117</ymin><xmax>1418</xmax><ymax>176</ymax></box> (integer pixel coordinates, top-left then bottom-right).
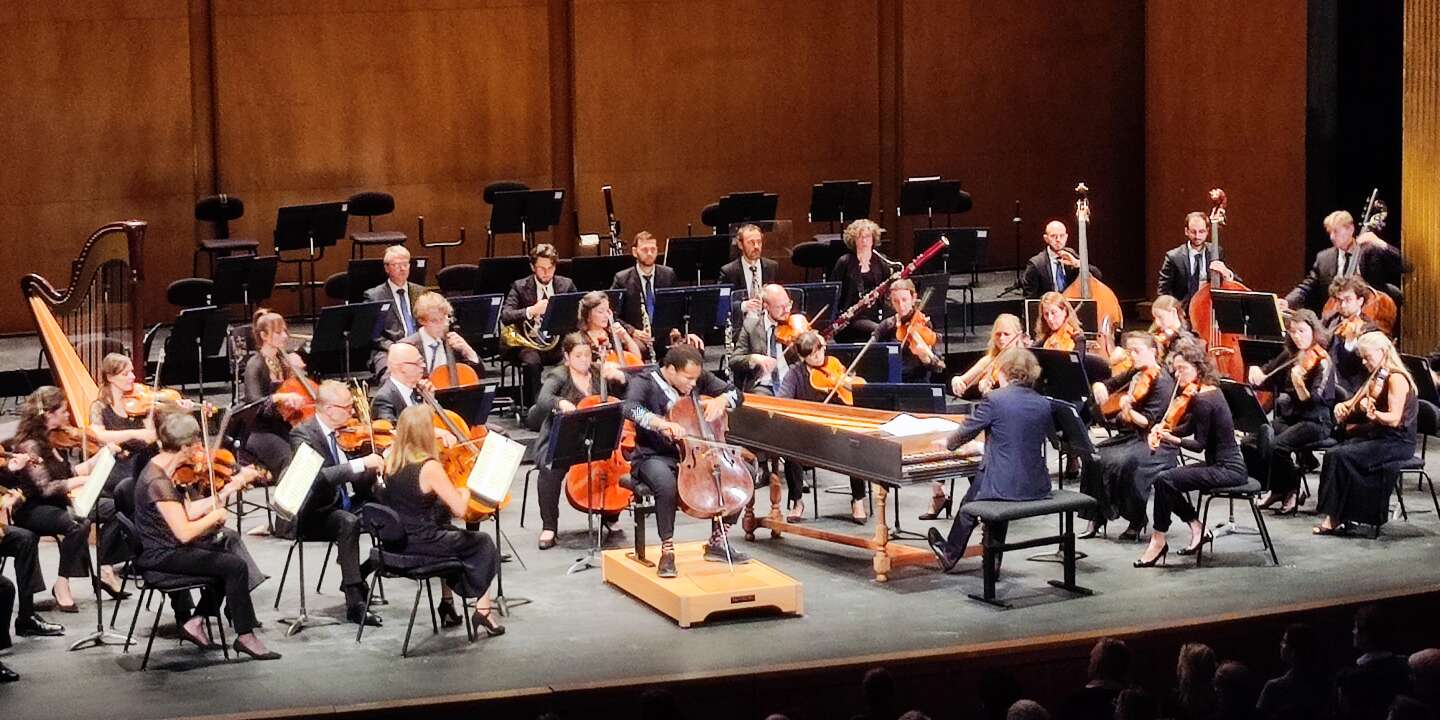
<box><xmin>729</xmin><ymin>284</ymin><xmax>795</xmax><ymax>394</ymax></box>
<box><xmin>371</xmin><ymin>343</ymin><xmax>427</xmax><ymax>422</ymax></box>
<box><xmin>1020</xmin><ymin>220</ymin><xmax>1103</xmax><ymax>299</ymax></box>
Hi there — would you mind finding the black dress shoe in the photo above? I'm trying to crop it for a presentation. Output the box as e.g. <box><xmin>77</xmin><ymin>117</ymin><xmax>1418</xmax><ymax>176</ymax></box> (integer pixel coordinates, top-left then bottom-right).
<box><xmin>14</xmin><ymin>615</ymin><xmax>64</xmax><ymax>637</ymax></box>
<box><xmin>346</xmin><ymin>607</ymin><xmax>383</xmax><ymax>627</ymax></box>
<box><xmin>656</xmin><ymin>551</ymin><xmax>677</xmax><ymax>579</ymax></box>
<box><xmin>231</xmin><ymin>639</ymin><xmax>281</xmax><ymax>661</ymax></box>
<box><xmin>0</xmin><ymin>661</ymin><xmax>18</xmax><ymax>683</ymax></box>
<box><xmin>1117</xmin><ymin>523</ymin><xmax>1146</xmax><ymax>541</ymax></box>
<box><xmin>926</xmin><ymin>527</ymin><xmax>961</xmax><ymax>572</ymax></box>
<box><xmin>537</xmin><ymin>533</ymin><xmax>556</xmax><ymax>550</ymax></box>
<box><xmin>438</xmin><ymin>600</ymin><xmax>463</xmax><ymax>629</ymax></box>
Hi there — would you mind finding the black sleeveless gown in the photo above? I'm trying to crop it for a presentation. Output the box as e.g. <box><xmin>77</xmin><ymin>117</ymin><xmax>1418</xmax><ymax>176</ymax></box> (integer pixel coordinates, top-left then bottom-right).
<box><xmin>386</xmin><ymin>461</ymin><xmax>499</xmax><ymax>598</ymax></box>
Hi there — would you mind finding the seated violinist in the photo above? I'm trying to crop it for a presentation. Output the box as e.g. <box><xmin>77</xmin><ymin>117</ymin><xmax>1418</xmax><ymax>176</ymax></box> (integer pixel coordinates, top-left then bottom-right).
<box><xmin>871</xmin><ymin>279</ymin><xmax>945</xmax><ymax>383</ymax></box>
<box><xmin>622</xmin><ymin>345</ymin><xmax>744</xmax><ymax>579</ymax></box>
<box><xmin>951</xmin><ymin>313</ymin><xmax>1027</xmax><ymax>400</ymax></box>
<box><xmin>90</xmin><ymin>353</ymin><xmax>163</xmax><ymax>518</ymax></box>
<box><xmin>382</xmin><ymin>404</ymin><xmax>505</xmax><ymax>636</ymax></box>
<box><xmin>133</xmin><ymin>412</ymin><xmax>277</xmax><ymax>660</ymax></box>
<box><xmin>926</xmin><ymin>347</ymin><xmax>1054</xmax><ymax>571</ymax></box>
<box><xmin>1147</xmin><ymin>295</ymin><xmax>1190</xmax><ymax>360</ymax></box>
<box><xmin>1079</xmin><ymin>332</ymin><xmax>1176</xmax><ymax>539</ymax></box>
<box><xmin>578</xmin><ymin>291</ymin><xmax>643</xmax><ymax>367</ymax></box>
<box><xmin>401</xmin><ymin>292</ymin><xmax>481</xmax><ymax>379</ymax></box>
<box><xmin>281</xmin><ymin>380</ymin><xmax>385</xmax><ymax>627</ymax></box>
<box><xmin>730</xmin><ymin>284</ymin><xmax>795</xmax><ymax>394</ymax></box>
<box><xmin>240</xmin><ymin>309</ymin><xmax>310</xmax><ymax>479</ymax></box>
<box><xmin>1325</xmin><ymin>276</ymin><xmax>1383</xmax><ymax>397</ymax></box>
<box><xmin>526</xmin><ymin>332</ymin><xmax>628</xmax><ymax>550</ymax></box>
<box><xmin>777</xmin><ymin>331</ymin><xmax>870</xmax><ymax>524</ymax></box>
<box><xmin>1246</xmin><ymin>310</ymin><xmax>1334</xmax><ymax>515</ymax></box>
<box><xmin>1034</xmin><ymin>291</ymin><xmax>1083</xmax><ymax>351</ymax></box>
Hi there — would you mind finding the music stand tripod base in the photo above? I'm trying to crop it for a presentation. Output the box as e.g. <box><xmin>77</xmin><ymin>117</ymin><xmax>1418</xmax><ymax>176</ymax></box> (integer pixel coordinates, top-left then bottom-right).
<box><xmin>278</xmin><ymin>537</ymin><xmax>342</xmax><ymax>636</ymax></box>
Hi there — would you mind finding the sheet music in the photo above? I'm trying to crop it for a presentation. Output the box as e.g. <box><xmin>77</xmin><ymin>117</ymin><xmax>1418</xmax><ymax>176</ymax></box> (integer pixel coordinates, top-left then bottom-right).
<box><xmin>468</xmin><ymin>432</ymin><xmax>525</xmax><ymax>508</ymax></box>
<box><xmin>272</xmin><ymin>443</ymin><xmax>323</xmax><ymax>519</ymax></box>
<box><xmin>877</xmin><ymin>413</ymin><xmax>960</xmax><ymax>438</ymax></box>
<box><xmin>71</xmin><ymin>448</ymin><xmax>114</xmax><ymax>519</ymax></box>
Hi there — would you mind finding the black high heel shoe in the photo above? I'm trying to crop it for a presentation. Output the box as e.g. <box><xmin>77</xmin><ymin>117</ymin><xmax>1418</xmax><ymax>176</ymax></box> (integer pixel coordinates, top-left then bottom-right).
<box><xmin>231</xmin><ymin>638</ymin><xmax>281</xmax><ymax>661</ymax></box>
<box><xmin>1076</xmin><ymin>522</ymin><xmax>1107</xmax><ymax>540</ymax></box>
<box><xmin>438</xmin><ymin>599</ymin><xmax>463</xmax><ymax>629</ymax></box>
<box><xmin>1177</xmin><ymin>531</ymin><xmax>1214</xmax><ymax>556</ymax></box>
<box><xmin>50</xmin><ymin>588</ymin><xmax>78</xmax><ymax>614</ymax></box>
<box><xmin>472</xmin><ymin>607</ymin><xmax>506</xmax><ymax>637</ymax></box>
<box><xmin>918</xmin><ymin>494</ymin><xmax>952</xmax><ymax>521</ymax></box>
<box><xmin>1118</xmin><ymin>523</ymin><xmax>1147</xmax><ymax>542</ymax></box>
<box><xmin>1133</xmin><ymin>544</ymin><xmax>1169</xmax><ymax>568</ymax></box>
<box><xmin>100</xmin><ymin>580</ymin><xmax>132</xmax><ymax>601</ymax></box>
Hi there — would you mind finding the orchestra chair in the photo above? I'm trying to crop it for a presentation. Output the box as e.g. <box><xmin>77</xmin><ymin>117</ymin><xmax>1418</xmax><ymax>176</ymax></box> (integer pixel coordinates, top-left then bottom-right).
<box><xmin>355</xmin><ymin>504</ymin><xmax>475</xmax><ymax>657</ymax></box>
<box><xmin>1193</xmin><ymin>478</ymin><xmax>1280</xmax><ymax>565</ymax></box>
<box><xmin>483</xmin><ymin>181</ymin><xmax>529</xmax><ymax>256</ymax></box>
<box><xmin>113</xmin><ymin>514</ymin><xmax>229</xmax><ymax>670</ymax></box>
<box><xmin>193</xmin><ymin>194</ymin><xmax>259</xmax><ymax>277</ymax></box>
<box><xmin>436</xmin><ymin>264</ymin><xmax>479</xmax><ymax>297</ymax></box>
<box><xmin>790</xmin><ymin>240</ymin><xmax>839</xmax><ymax>282</ymax></box>
<box><xmin>700</xmin><ymin>202</ymin><xmax>724</xmax><ymax>234</ymax></box>
<box><xmin>167</xmin><ymin>278</ymin><xmax>215</xmax><ymax>310</ymax></box>
<box><xmin>347</xmin><ymin>191</ymin><xmax>407</xmax><ymax>259</ymax></box>
<box><xmin>618</xmin><ymin>474</ymin><xmax>661</xmax><ymax>565</ymax></box>
<box><xmin>418</xmin><ymin>216</ymin><xmax>466</xmax><ymax>268</ymax></box>
<box><xmin>1383</xmin><ymin>399</ymin><xmax>1440</xmax><ymax>529</ymax></box>
<box><xmin>323</xmin><ymin>271</ymin><xmax>350</xmax><ymax>304</ymax></box>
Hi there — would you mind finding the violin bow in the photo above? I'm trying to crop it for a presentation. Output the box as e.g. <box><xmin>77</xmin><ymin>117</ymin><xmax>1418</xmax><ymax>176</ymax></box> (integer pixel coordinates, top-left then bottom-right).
<box><xmin>821</xmin><ymin>333</ymin><xmax>877</xmax><ymax>405</ymax></box>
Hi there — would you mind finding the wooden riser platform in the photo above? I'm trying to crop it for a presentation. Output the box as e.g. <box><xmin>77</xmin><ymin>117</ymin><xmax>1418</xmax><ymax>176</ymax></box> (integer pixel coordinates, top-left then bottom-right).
<box><xmin>601</xmin><ymin>542</ymin><xmax>804</xmax><ymax>628</ymax></box>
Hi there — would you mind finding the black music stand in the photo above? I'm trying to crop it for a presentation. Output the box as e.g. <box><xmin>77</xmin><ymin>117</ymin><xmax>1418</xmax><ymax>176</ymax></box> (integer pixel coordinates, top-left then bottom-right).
<box><xmin>67</xmin><ymin>461</ymin><xmax>127</xmax><ymax>652</ymax></box>
<box><xmin>434</xmin><ymin>383</ymin><xmax>497</xmax><ymax>427</ymax></box>
<box><xmin>898</xmin><ymin>177</ymin><xmax>973</xmax><ymax>227</ymax></box>
<box><xmin>476</xmin><ymin>256</ymin><xmax>533</xmax><ymax>296</ymax></box>
<box><xmin>488</xmin><ymin>188</ymin><xmax>565</xmax><ymax>255</ymax></box>
<box><xmin>1034</xmin><ymin>348</ymin><xmax>1097</xmax><ymax>415</ymax></box>
<box><xmin>212</xmin><ymin>254</ymin><xmax>278</xmax><ymax>318</ymax></box>
<box><xmin>308</xmin><ymin>300</ymin><xmax>388</xmax><ymax>379</ymax></box>
<box><xmin>852</xmin><ymin>383</ymin><xmax>947</xmax><ymax>412</ymax></box>
<box><xmin>926</xmin><ymin>226</ymin><xmax>987</xmax><ymax>334</ymax></box>
<box><xmin>544</xmin><ymin>401</ymin><xmax>625</xmax><ymax>575</ymax></box>
<box><xmin>1025</xmin><ymin>298</ymin><xmax>1099</xmax><ymax>336</ymax></box>
<box><xmin>713</xmin><ymin>191</ymin><xmax>779</xmax><ymax>232</ymax></box>
<box><xmin>652</xmin><ymin>286</ymin><xmax>726</xmax><ymax>346</ymax></box>
<box><xmin>449</xmin><ymin>294</ymin><xmax>505</xmax><ymax>352</ymax></box>
<box><xmin>1239</xmin><ymin>339</ymin><xmax>1287</xmax><ymax>375</ymax></box>
<box><xmin>809</xmin><ymin>180</ymin><xmax>872</xmax><ymax>232</ymax></box>
<box><xmin>567</xmin><ymin>255</ymin><xmax>635</xmax><ymax>291</ymax></box>
<box><xmin>538</xmin><ymin>290</ymin><xmax>624</xmax><ymax>340</ymax></box>
<box><xmin>1212</xmin><ymin>290</ymin><xmax>1284</xmax><ymax>339</ymax></box>
<box><xmin>1404</xmin><ymin>354</ymin><xmax>1440</xmax><ymax>406</ymax></box>
<box><xmin>909</xmin><ymin>271</ymin><xmax>952</xmax><ymax>352</ymax></box>
<box><xmin>828</xmin><ymin>342</ymin><xmax>901</xmax><ymax>383</ymax></box>
<box><xmin>274</xmin><ymin>202</ymin><xmax>348</xmax><ymax>318</ymax></box>
<box><xmin>162</xmin><ymin>305</ymin><xmax>229</xmax><ymax>406</ymax></box>
<box><xmin>663</xmin><ymin>235</ymin><xmax>730</xmax><ymax>285</ymax></box>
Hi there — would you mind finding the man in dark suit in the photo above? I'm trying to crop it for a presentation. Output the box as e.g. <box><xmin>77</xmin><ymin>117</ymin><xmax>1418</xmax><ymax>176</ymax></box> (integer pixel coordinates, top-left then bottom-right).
<box><xmin>281</xmin><ymin>380</ymin><xmax>384</xmax><ymax>626</ymax></box>
<box><xmin>500</xmin><ymin>243</ymin><xmax>576</xmax><ymax>404</ymax></box>
<box><xmin>927</xmin><ymin>347</ymin><xmax>1056</xmax><ymax>571</ymax></box>
<box><xmin>610</xmin><ymin>231</ymin><xmax>677</xmax><ymax>347</ymax></box>
<box><xmin>399</xmin><ymin>290</ymin><xmax>481</xmax><ymax>379</ymax></box>
<box><xmin>363</xmin><ymin>244</ymin><xmax>426</xmax><ymax>379</ymax></box>
<box><xmin>719</xmin><ymin>224</ymin><xmax>780</xmax><ymax>316</ymax></box>
<box><xmin>728</xmin><ymin>284</ymin><xmax>794</xmax><ymax>393</ymax></box>
<box><xmin>370</xmin><ymin>343</ymin><xmax>425</xmax><ymax>422</ymax></box>
<box><xmin>1282</xmin><ymin>209</ymin><xmax>1403</xmax><ymax>314</ymax></box>
<box><xmin>1156</xmin><ymin>211</ymin><xmax>1239</xmax><ymax>305</ymax></box>
<box><xmin>1020</xmin><ymin>220</ymin><xmax>1103</xmax><ymax>299</ymax></box>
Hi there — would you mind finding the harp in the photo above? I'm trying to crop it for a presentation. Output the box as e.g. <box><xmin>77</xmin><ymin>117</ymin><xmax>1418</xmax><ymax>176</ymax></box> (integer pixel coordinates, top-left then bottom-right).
<box><xmin>20</xmin><ymin>220</ymin><xmax>146</xmax><ymax>424</ymax></box>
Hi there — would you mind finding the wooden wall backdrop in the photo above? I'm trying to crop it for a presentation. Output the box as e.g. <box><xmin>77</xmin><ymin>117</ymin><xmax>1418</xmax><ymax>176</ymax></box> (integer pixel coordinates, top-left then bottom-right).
<box><xmin>0</xmin><ymin>1</ymin><xmax>1312</xmax><ymax>335</ymax></box>
<box><xmin>1402</xmin><ymin>0</ymin><xmax>1440</xmax><ymax>352</ymax></box>
<box><xmin>1143</xmin><ymin>4</ymin><xmax>1308</xmax><ymax>299</ymax></box>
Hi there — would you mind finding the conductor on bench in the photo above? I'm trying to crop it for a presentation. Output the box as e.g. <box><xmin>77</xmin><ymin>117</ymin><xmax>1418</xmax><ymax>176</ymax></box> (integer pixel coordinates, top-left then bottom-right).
<box><xmin>926</xmin><ymin>347</ymin><xmax>1055</xmax><ymax>571</ymax></box>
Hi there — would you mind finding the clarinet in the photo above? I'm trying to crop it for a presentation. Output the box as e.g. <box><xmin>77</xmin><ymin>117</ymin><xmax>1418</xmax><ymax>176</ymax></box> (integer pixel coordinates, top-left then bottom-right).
<box><xmin>823</xmin><ymin>236</ymin><xmax>950</xmax><ymax>339</ymax></box>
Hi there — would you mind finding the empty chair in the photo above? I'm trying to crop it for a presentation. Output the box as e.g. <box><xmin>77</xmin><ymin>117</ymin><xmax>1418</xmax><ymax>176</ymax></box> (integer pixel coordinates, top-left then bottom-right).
<box><xmin>436</xmin><ymin>264</ymin><xmax>479</xmax><ymax>297</ymax></box>
<box><xmin>347</xmin><ymin>191</ymin><xmax>407</xmax><ymax>259</ymax></box>
<box><xmin>166</xmin><ymin>278</ymin><xmax>215</xmax><ymax>310</ymax></box>
<box><xmin>323</xmin><ymin>272</ymin><xmax>350</xmax><ymax>303</ymax></box>
<box><xmin>193</xmin><ymin>194</ymin><xmax>259</xmax><ymax>276</ymax></box>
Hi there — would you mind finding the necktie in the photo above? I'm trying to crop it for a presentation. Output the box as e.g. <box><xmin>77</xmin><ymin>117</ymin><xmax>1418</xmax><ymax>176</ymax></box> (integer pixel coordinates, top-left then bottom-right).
<box><xmin>1190</xmin><ymin>253</ymin><xmax>1203</xmax><ymax>296</ymax></box>
<box><xmin>396</xmin><ymin>287</ymin><xmax>413</xmax><ymax>334</ymax></box>
<box><xmin>1053</xmin><ymin>259</ymin><xmax>1065</xmax><ymax>292</ymax></box>
<box><xmin>428</xmin><ymin>342</ymin><xmax>441</xmax><ymax>372</ymax></box>
<box><xmin>642</xmin><ymin>274</ymin><xmax>655</xmax><ymax>321</ymax></box>
<box><xmin>326</xmin><ymin>431</ymin><xmax>351</xmax><ymax>511</ymax></box>
<box><xmin>1340</xmin><ymin>251</ymin><xmax>1351</xmax><ymax>277</ymax></box>
<box><xmin>410</xmin><ymin>389</ymin><xmax>422</xmax><ymax>405</ymax></box>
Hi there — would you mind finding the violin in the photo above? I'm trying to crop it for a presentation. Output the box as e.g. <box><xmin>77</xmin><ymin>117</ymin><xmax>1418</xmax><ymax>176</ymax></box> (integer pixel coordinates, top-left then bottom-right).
<box><xmin>671</xmin><ymin>393</ymin><xmax>755</xmax><ymax>522</ymax></box>
<box><xmin>122</xmin><ymin>384</ymin><xmax>183</xmax><ymax>417</ymax></box>
<box><xmin>335</xmin><ymin>418</ymin><xmax>395</xmax><ymax>453</ymax></box>
<box><xmin>1335</xmin><ymin>315</ymin><xmax>1367</xmax><ymax>345</ymax></box>
<box><xmin>808</xmin><ymin>355</ymin><xmax>867</xmax><ymax>405</ymax></box>
<box><xmin>1101</xmin><ymin>366</ymin><xmax>1159</xmax><ymax>421</ymax></box>
<box><xmin>1335</xmin><ymin>365</ymin><xmax>1392</xmax><ymax>431</ymax></box>
<box><xmin>1148</xmin><ymin>382</ymin><xmax>1199</xmax><ymax>450</ymax></box>
<box><xmin>48</xmin><ymin>425</ymin><xmax>103</xmax><ymax>455</ymax></box>
<box><xmin>895</xmin><ymin>292</ymin><xmax>941</xmax><ymax>369</ymax></box>
<box><xmin>274</xmin><ymin>352</ymin><xmax>319</xmax><ymax>425</ymax></box>
<box><xmin>1042</xmin><ymin>325</ymin><xmax>1077</xmax><ymax>352</ymax></box>
<box><xmin>774</xmin><ymin>305</ymin><xmax>829</xmax><ymax>347</ymax></box>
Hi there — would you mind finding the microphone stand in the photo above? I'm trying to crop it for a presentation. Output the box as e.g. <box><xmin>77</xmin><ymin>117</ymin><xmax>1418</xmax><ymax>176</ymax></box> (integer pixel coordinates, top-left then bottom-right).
<box><xmin>998</xmin><ymin>201</ymin><xmax>1024</xmax><ymax>298</ymax></box>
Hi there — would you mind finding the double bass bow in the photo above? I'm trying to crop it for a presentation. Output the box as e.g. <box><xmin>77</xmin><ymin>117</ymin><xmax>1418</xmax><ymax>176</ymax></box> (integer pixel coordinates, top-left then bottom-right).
<box><xmin>1062</xmin><ymin>182</ymin><xmax>1123</xmax><ymax>331</ymax></box>
<box><xmin>1185</xmin><ymin>188</ymin><xmax>1249</xmax><ymax>381</ymax></box>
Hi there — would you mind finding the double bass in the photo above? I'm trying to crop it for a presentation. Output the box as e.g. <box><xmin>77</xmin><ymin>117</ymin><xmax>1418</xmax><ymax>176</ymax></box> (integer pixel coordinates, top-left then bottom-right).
<box><xmin>1186</xmin><ymin>189</ymin><xmax>1248</xmax><ymax>381</ymax></box>
<box><xmin>1063</xmin><ymin>182</ymin><xmax>1123</xmax><ymax>332</ymax></box>
<box><xmin>1320</xmin><ymin>190</ymin><xmax>1397</xmax><ymax>335</ymax></box>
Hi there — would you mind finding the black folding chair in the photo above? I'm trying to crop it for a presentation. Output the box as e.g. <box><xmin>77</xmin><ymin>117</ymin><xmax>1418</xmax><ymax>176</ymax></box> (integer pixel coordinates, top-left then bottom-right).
<box><xmin>355</xmin><ymin>504</ymin><xmax>476</xmax><ymax>657</ymax></box>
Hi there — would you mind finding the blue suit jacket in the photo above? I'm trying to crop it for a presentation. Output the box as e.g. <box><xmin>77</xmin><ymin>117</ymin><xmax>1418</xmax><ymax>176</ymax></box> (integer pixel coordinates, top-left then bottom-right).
<box><xmin>946</xmin><ymin>384</ymin><xmax>1054</xmax><ymax>501</ymax></box>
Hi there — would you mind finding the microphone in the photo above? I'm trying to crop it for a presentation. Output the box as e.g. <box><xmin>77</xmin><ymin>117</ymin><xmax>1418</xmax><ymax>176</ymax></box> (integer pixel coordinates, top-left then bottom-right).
<box><xmin>1013</xmin><ymin>200</ymin><xmax>1022</xmax><ymax>225</ymax></box>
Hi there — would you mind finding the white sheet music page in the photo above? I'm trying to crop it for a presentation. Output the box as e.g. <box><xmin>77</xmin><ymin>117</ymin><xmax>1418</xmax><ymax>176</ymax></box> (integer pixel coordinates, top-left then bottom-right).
<box><xmin>272</xmin><ymin>443</ymin><xmax>323</xmax><ymax>519</ymax></box>
<box><xmin>71</xmin><ymin>447</ymin><xmax>114</xmax><ymax>518</ymax></box>
<box><xmin>468</xmin><ymin>432</ymin><xmax>525</xmax><ymax>507</ymax></box>
<box><xmin>877</xmin><ymin>413</ymin><xmax>959</xmax><ymax>437</ymax></box>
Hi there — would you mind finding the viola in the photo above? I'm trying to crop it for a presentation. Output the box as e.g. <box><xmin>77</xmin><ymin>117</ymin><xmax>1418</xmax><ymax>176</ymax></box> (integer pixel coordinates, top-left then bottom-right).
<box><xmin>1334</xmin><ymin>315</ymin><xmax>1367</xmax><ymax>345</ymax></box>
<box><xmin>563</xmin><ymin>395</ymin><xmax>636</xmax><ymax>514</ymax></box>
<box><xmin>48</xmin><ymin>425</ymin><xmax>103</xmax><ymax>455</ymax></box>
<box><xmin>122</xmin><ymin>384</ymin><xmax>183</xmax><ymax>417</ymax></box>
<box><xmin>1148</xmin><ymin>382</ymin><xmax>1199</xmax><ymax>450</ymax></box>
<box><xmin>1101</xmin><ymin>366</ymin><xmax>1159</xmax><ymax>420</ymax></box>
<box><xmin>895</xmin><ymin>290</ymin><xmax>941</xmax><ymax>369</ymax></box>
<box><xmin>1336</xmin><ymin>365</ymin><xmax>1392</xmax><ymax>431</ymax></box>
<box><xmin>808</xmin><ymin>355</ymin><xmax>867</xmax><ymax>405</ymax></box>
<box><xmin>172</xmin><ymin>447</ymin><xmax>268</xmax><ymax>498</ymax></box>
<box><xmin>335</xmin><ymin>418</ymin><xmax>395</xmax><ymax>453</ymax></box>
<box><xmin>671</xmin><ymin>393</ymin><xmax>755</xmax><ymax>522</ymax></box>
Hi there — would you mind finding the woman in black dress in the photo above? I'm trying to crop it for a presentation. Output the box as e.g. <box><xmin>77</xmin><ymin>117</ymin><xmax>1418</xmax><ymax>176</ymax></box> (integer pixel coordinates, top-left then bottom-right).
<box><xmin>8</xmin><ymin>386</ymin><xmax>130</xmax><ymax>610</ymax></box>
<box><xmin>831</xmin><ymin>219</ymin><xmax>893</xmax><ymax>342</ymax></box>
<box><xmin>1138</xmin><ymin>339</ymin><xmax>1248</xmax><ymax>566</ymax></box>
<box><xmin>1314</xmin><ymin>331</ymin><xmax>1418</xmax><ymax>535</ymax></box>
<box><xmin>89</xmin><ymin>353</ymin><xmax>166</xmax><ymax>518</ymax></box>
<box><xmin>777</xmin><ymin>331</ymin><xmax>869</xmax><ymax>523</ymax></box>
<box><xmin>1245</xmin><ymin>310</ymin><xmax>1334</xmax><ymax>515</ymax></box>
<box><xmin>384</xmin><ymin>404</ymin><xmax>505</xmax><ymax>635</ymax></box>
<box><xmin>133</xmin><ymin>412</ymin><xmax>276</xmax><ymax>660</ymax></box>
<box><xmin>239</xmin><ymin>309</ymin><xmax>310</xmax><ymax>478</ymax></box>
<box><xmin>526</xmin><ymin>332</ymin><xmax>628</xmax><ymax>550</ymax></box>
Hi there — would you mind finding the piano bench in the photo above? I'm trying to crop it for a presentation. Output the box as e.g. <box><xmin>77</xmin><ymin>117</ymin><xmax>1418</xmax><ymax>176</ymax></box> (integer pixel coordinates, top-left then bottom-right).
<box><xmin>961</xmin><ymin>490</ymin><xmax>1097</xmax><ymax>609</ymax></box>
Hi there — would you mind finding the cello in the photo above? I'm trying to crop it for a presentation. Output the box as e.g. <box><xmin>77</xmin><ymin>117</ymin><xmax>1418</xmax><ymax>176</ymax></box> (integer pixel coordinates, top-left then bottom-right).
<box><xmin>1063</xmin><ymin>182</ymin><xmax>1123</xmax><ymax>333</ymax></box>
<box><xmin>671</xmin><ymin>392</ymin><xmax>756</xmax><ymax>525</ymax></box>
<box><xmin>416</xmin><ymin>385</ymin><xmax>499</xmax><ymax>523</ymax></box>
<box><xmin>275</xmin><ymin>353</ymin><xmax>319</xmax><ymax>424</ymax></box>
<box><xmin>1185</xmin><ymin>188</ymin><xmax>1248</xmax><ymax>381</ymax></box>
<box><xmin>430</xmin><ymin>317</ymin><xmax>482</xmax><ymax>389</ymax></box>
<box><xmin>562</xmin><ymin>371</ymin><xmax>635</xmax><ymax>514</ymax></box>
